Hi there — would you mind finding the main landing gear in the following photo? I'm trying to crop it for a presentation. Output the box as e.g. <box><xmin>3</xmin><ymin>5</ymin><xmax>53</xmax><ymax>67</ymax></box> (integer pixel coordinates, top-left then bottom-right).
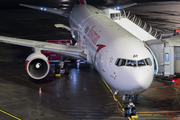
<box><xmin>54</xmin><ymin>55</ymin><xmax>69</xmax><ymax>76</ymax></box>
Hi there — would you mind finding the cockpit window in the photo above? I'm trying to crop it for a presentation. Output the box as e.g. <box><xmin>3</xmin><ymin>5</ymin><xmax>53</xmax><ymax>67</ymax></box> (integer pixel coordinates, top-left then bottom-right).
<box><xmin>145</xmin><ymin>58</ymin><xmax>152</xmax><ymax>66</ymax></box>
<box><xmin>115</xmin><ymin>58</ymin><xmax>121</xmax><ymax>66</ymax></box>
<box><xmin>126</xmin><ymin>60</ymin><xmax>136</xmax><ymax>67</ymax></box>
<box><xmin>115</xmin><ymin>59</ymin><xmax>126</xmax><ymax>66</ymax></box>
<box><xmin>137</xmin><ymin>59</ymin><xmax>146</xmax><ymax>66</ymax></box>
<box><xmin>120</xmin><ymin>59</ymin><xmax>126</xmax><ymax>66</ymax></box>
<box><xmin>115</xmin><ymin>58</ymin><xmax>152</xmax><ymax>67</ymax></box>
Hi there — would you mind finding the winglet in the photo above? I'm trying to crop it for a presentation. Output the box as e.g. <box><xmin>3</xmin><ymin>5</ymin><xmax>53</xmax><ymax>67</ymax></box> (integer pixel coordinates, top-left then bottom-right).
<box><xmin>79</xmin><ymin>0</ymin><xmax>87</xmax><ymax>5</ymax></box>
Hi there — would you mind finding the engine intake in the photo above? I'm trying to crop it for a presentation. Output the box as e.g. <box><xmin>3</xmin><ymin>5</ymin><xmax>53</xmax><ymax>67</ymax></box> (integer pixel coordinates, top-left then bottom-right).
<box><xmin>26</xmin><ymin>53</ymin><xmax>50</xmax><ymax>80</ymax></box>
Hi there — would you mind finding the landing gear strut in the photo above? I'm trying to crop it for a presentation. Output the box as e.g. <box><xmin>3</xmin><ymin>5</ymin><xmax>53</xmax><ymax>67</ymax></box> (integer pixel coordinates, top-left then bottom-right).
<box><xmin>54</xmin><ymin>55</ymin><xmax>69</xmax><ymax>75</ymax></box>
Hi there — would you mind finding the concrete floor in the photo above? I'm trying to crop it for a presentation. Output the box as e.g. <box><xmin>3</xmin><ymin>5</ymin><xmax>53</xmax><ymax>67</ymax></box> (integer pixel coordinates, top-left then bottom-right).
<box><xmin>0</xmin><ymin>2</ymin><xmax>180</xmax><ymax>120</ymax></box>
<box><xmin>0</xmin><ymin>57</ymin><xmax>179</xmax><ymax>120</ymax></box>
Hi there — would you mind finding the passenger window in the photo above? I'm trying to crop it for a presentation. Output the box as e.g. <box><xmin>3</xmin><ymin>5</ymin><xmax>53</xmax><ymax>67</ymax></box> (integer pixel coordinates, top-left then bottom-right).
<box><xmin>120</xmin><ymin>59</ymin><xmax>126</xmax><ymax>66</ymax></box>
<box><xmin>137</xmin><ymin>59</ymin><xmax>146</xmax><ymax>66</ymax></box>
<box><xmin>145</xmin><ymin>58</ymin><xmax>152</xmax><ymax>66</ymax></box>
<box><xmin>126</xmin><ymin>60</ymin><xmax>136</xmax><ymax>67</ymax></box>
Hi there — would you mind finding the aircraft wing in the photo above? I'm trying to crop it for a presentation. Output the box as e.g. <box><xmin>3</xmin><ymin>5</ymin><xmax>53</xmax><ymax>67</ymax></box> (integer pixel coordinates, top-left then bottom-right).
<box><xmin>20</xmin><ymin>4</ymin><xmax>70</xmax><ymax>18</ymax></box>
<box><xmin>0</xmin><ymin>36</ymin><xmax>87</xmax><ymax>60</ymax></box>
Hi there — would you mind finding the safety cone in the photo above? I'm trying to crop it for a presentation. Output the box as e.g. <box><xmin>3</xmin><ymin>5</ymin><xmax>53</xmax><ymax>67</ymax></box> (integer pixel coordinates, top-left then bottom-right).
<box><xmin>39</xmin><ymin>87</ymin><xmax>42</xmax><ymax>95</ymax></box>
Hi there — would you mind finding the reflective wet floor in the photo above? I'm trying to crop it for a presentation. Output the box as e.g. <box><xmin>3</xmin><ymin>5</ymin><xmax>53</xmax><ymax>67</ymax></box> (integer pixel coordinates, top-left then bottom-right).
<box><xmin>0</xmin><ymin>60</ymin><xmax>180</xmax><ymax>120</ymax></box>
<box><xmin>0</xmin><ymin>1</ymin><xmax>180</xmax><ymax>120</ymax></box>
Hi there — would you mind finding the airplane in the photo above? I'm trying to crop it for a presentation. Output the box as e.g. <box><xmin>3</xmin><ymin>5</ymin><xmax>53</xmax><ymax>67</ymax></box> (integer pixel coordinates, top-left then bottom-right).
<box><xmin>0</xmin><ymin>0</ymin><xmax>155</xmax><ymax>117</ymax></box>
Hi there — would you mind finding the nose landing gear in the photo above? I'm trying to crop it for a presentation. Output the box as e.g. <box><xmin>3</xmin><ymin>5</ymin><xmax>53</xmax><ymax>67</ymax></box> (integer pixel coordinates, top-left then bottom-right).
<box><xmin>124</xmin><ymin>102</ymin><xmax>136</xmax><ymax>117</ymax></box>
<box><xmin>123</xmin><ymin>94</ymin><xmax>138</xmax><ymax>118</ymax></box>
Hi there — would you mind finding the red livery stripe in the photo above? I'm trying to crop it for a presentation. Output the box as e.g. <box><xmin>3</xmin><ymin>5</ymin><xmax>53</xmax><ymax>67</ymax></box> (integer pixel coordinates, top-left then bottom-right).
<box><xmin>25</xmin><ymin>60</ymin><xmax>29</xmax><ymax>70</ymax></box>
<box><xmin>79</xmin><ymin>0</ymin><xmax>86</xmax><ymax>4</ymax></box>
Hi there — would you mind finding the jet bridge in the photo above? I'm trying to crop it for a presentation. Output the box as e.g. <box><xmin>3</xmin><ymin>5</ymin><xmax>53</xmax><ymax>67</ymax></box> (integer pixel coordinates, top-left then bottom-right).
<box><xmin>103</xmin><ymin>8</ymin><xmax>162</xmax><ymax>41</ymax></box>
<box><xmin>146</xmin><ymin>39</ymin><xmax>180</xmax><ymax>77</ymax></box>
<box><xmin>103</xmin><ymin>8</ymin><xmax>180</xmax><ymax>77</ymax></box>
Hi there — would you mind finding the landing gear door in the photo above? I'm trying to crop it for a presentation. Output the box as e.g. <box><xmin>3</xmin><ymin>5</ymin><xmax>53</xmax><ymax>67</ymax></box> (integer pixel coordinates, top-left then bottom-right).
<box><xmin>164</xmin><ymin>45</ymin><xmax>174</xmax><ymax>76</ymax></box>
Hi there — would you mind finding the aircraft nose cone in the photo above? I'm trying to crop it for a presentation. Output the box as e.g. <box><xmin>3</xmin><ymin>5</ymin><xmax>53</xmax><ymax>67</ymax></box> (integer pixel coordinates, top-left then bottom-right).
<box><xmin>133</xmin><ymin>68</ymin><xmax>154</xmax><ymax>91</ymax></box>
<box><xmin>122</xmin><ymin>67</ymin><xmax>154</xmax><ymax>93</ymax></box>
<box><xmin>108</xmin><ymin>67</ymin><xmax>154</xmax><ymax>94</ymax></box>
<box><xmin>136</xmin><ymin>72</ymin><xmax>152</xmax><ymax>89</ymax></box>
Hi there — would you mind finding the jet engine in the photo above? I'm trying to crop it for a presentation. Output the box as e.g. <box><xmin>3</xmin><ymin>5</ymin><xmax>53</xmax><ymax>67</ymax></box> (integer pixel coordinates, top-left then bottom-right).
<box><xmin>25</xmin><ymin>53</ymin><xmax>50</xmax><ymax>80</ymax></box>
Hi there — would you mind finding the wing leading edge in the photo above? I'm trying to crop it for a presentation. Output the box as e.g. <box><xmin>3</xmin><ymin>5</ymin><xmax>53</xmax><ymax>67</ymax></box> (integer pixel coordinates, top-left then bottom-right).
<box><xmin>0</xmin><ymin>36</ymin><xmax>87</xmax><ymax>60</ymax></box>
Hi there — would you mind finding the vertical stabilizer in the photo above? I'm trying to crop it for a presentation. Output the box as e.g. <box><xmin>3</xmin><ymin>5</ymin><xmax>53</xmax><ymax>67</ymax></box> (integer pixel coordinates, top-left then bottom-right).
<box><xmin>79</xmin><ymin>0</ymin><xmax>87</xmax><ymax>5</ymax></box>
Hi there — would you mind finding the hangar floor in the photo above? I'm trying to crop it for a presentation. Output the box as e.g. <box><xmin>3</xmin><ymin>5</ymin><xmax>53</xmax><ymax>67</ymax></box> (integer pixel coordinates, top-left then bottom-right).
<box><xmin>0</xmin><ymin>1</ymin><xmax>180</xmax><ymax>120</ymax></box>
<box><xmin>0</xmin><ymin>59</ymin><xmax>180</xmax><ymax>120</ymax></box>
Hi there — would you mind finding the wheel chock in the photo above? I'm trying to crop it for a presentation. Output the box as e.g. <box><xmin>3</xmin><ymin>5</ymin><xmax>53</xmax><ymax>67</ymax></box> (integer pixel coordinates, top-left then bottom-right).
<box><xmin>131</xmin><ymin>114</ymin><xmax>138</xmax><ymax>119</ymax></box>
<box><xmin>55</xmin><ymin>74</ymin><xmax>61</xmax><ymax>77</ymax></box>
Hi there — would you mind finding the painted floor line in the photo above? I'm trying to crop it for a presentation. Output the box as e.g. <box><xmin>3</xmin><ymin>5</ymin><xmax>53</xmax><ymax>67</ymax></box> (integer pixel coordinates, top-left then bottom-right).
<box><xmin>101</xmin><ymin>77</ymin><xmax>133</xmax><ymax>120</ymax></box>
<box><xmin>146</xmin><ymin>90</ymin><xmax>173</xmax><ymax>120</ymax></box>
<box><xmin>0</xmin><ymin>109</ymin><xmax>21</xmax><ymax>120</ymax></box>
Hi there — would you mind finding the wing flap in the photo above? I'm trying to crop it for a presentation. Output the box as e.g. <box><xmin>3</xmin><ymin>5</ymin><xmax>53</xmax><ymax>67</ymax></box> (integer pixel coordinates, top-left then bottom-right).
<box><xmin>0</xmin><ymin>36</ymin><xmax>86</xmax><ymax>60</ymax></box>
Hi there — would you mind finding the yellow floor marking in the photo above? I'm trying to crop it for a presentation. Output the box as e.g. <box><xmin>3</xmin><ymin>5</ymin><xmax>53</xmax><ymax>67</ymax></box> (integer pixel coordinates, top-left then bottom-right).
<box><xmin>101</xmin><ymin>77</ymin><xmax>133</xmax><ymax>120</ymax></box>
<box><xmin>138</xmin><ymin>114</ymin><xmax>160</xmax><ymax>116</ymax></box>
<box><xmin>0</xmin><ymin>109</ymin><xmax>21</xmax><ymax>120</ymax></box>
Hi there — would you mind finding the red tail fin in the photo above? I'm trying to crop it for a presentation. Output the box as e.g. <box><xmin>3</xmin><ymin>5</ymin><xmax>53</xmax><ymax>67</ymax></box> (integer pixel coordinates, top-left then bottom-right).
<box><xmin>79</xmin><ymin>0</ymin><xmax>86</xmax><ymax>5</ymax></box>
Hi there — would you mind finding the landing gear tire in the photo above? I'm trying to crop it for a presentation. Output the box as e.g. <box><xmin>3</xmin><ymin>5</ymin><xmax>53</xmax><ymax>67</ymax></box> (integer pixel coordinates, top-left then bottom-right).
<box><xmin>55</xmin><ymin>64</ymin><xmax>60</xmax><ymax>74</ymax></box>
<box><xmin>64</xmin><ymin>64</ymin><xmax>69</xmax><ymax>75</ymax></box>
<box><xmin>132</xmin><ymin>107</ymin><xmax>136</xmax><ymax>115</ymax></box>
<box><xmin>125</xmin><ymin>107</ymin><xmax>129</xmax><ymax>117</ymax></box>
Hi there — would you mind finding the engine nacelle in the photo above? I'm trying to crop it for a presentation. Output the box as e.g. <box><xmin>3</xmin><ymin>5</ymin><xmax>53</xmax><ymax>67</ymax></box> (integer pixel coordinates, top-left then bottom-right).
<box><xmin>25</xmin><ymin>53</ymin><xmax>50</xmax><ymax>80</ymax></box>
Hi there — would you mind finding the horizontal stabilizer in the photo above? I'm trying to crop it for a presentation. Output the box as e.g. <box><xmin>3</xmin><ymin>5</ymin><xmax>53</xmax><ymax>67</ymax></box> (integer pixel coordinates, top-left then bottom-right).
<box><xmin>20</xmin><ymin>4</ymin><xmax>70</xmax><ymax>18</ymax></box>
<box><xmin>54</xmin><ymin>24</ymin><xmax>71</xmax><ymax>32</ymax></box>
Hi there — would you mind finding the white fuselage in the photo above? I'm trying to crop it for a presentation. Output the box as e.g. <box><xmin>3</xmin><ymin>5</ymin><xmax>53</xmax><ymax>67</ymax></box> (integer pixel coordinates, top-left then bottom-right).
<box><xmin>69</xmin><ymin>5</ymin><xmax>154</xmax><ymax>94</ymax></box>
